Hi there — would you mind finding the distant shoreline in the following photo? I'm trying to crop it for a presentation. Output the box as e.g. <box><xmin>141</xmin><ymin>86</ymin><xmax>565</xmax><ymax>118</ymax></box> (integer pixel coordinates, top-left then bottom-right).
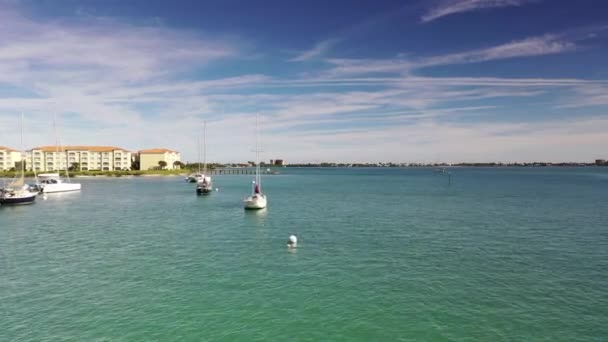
<box><xmin>1</xmin><ymin>163</ymin><xmax>606</xmax><ymax>179</ymax></box>
<box><xmin>0</xmin><ymin>170</ymin><xmax>189</xmax><ymax>178</ymax></box>
<box><xmin>285</xmin><ymin>163</ymin><xmax>604</xmax><ymax>168</ymax></box>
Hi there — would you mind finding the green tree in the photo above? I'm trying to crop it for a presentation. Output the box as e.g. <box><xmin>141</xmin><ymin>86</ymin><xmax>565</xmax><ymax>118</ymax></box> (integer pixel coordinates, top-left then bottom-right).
<box><xmin>14</xmin><ymin>160</ymin><xmax>27</xmax><ymax>170</ymax></box>
<box><xmin>173</xmin><ymin>160</ymin><xmax>184</xmax><ymax>169</ymax></box>
<box><xmin>158</xmin><ymin>160</ymin><xmax>167</xmax><ymax>169</ymax></box>
<box><xmin>69</xmin><ymin>162</ymin><xmax>80</xmax><ymax>171</ymax></box>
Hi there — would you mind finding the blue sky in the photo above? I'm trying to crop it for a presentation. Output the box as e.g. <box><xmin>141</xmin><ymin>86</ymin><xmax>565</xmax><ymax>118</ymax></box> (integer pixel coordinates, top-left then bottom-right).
<box><xmin>0</xmin><ymin>0</ymin><xmax>607</xmax><ymax>163</ymax></box>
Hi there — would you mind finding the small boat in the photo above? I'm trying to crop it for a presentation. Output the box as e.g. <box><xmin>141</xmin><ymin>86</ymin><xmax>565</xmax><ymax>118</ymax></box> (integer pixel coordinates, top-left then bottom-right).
<box><xmin>244</xmin><ymin>114</ymin><xmax>267</xmax><ymax>210</ymax></box>
<box><xmin>36</xmin><ymin>115</ymin><xmax>82</xmax><ymax>193</ymax></box>
<box><xmin>196</xmin><ymin>175</ymin><xmax>213</xmax><ymax>195</ymax></box>
<box><xmin>244</xmin><ymin>181</ymin><xmax>267</xmax><ymax>209</ymax></box>
<box><xmin>37</xmin><ymin>173</ymin><xmax>82</xmax><ymax>193</ymax></box>
<box><xmin>0</xmin><ymin>185</ymin><xmax>37</xmax><ymax>205</ymax></box>
<box><xmin>196</xmin><ymin>121</ymin><xmax>213</xmax><ymax>195</ymax></box>
<box><xmin>1</xmin><ymin>114</ymin><xmax>37</xmax><ymax>205</ymax></box>
<box><xmin>186</xmin><ymin>173</ymin><xmax>204</xmax><ymax>183</ymax></box>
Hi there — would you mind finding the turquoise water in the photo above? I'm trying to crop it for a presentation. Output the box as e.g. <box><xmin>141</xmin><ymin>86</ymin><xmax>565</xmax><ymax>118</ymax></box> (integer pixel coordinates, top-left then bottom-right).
<box><xmin>1</xmin><ymin>167</ymin><xmax>607</xmax><ymax>341</ymax></box>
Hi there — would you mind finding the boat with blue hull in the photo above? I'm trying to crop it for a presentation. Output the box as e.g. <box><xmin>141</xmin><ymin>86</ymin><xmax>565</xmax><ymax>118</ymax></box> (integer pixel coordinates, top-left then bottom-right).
<box><xmin>0</xmin><ymin>188</ymin><xmax>37</xmax><ymax>205</ymax></box>
<box><xmin>0</xmin><ymin>114</ymin><xmax>37</xmax><ymax>206</ymax></box>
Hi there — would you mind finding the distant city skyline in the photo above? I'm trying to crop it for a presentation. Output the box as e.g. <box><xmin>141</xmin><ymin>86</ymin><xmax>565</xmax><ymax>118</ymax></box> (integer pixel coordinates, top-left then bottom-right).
<box><xmin>0</xmin><ymin>0</ymin><xmax>607</xmax><ymax>163</ymax></box>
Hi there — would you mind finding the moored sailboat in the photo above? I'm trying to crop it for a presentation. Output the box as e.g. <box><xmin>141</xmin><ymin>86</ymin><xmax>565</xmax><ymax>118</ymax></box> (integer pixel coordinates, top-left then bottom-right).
<box><xmin>37</xmin><ymin>116</ymin><xmax>82</xmax><ymax>193</ymax></box>
<box><xmin>196</xmin><ymin>121</ymin><xmax>213</xmax><ymax>195</ymax></box>
<box><xmin>0</xmin><ymin>115</ymin><xmax>37</xmax><ymax>205</ymax></box>
<box><xmin>244</xmin><ymin>114</ymin><xmax>267</xmax><ymax>209</ymax></box>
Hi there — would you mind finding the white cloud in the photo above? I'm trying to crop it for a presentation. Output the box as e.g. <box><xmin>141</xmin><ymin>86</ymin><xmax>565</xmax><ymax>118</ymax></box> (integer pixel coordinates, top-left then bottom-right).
<box><xmin>322</xmin><ymin>58</ymin><xmax>414</xmax><ymax>77</ymax></box>
<box><xmin>1</xmin><ymin>4</ymin><xmax>607</xmax><ymax>164</ymax></box>
<box><xmin>289</xmin><ymin>38</ymin><xmax>340</xmax><ymax>62</ymax></box>
<box><xmin>558</xmin><ymin>84</ymin><xmax>608</xmax><ymax>108</ymax></box>
<box><xmin>421</xmin><ymin>0</ymin><xmax>536</xmax><ymax>23</ymax></box>
<box><xmin>0</xmin><ymin>5</ymin><xmax>246</xmax><ymax>147</ymax></box>
<box><xmin>421</xmin><ymin>35</ymin><xmax>574</xmax><ymax>65</ymax></box>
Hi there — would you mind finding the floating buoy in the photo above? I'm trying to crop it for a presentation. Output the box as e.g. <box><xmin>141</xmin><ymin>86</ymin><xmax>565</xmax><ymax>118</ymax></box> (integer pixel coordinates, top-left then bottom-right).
<box><xmin>287</xmin><ymin>235</ymin><xmax>298</xmax><ymax>248</ymax></box>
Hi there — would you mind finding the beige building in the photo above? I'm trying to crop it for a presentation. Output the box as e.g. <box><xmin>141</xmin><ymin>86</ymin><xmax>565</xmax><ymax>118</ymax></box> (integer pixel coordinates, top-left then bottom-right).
<box><xmin>139</xmin><ymin>148</ymin><xmax>181</xmax><ymax>170</ymax></box>
<box><xmin>27</xmin><ymin>146</ymin><xmax>132</xmax><ymax>172</ymax></box>
<box><xmin>0</xmin><ymin>146</ymin><xmax>22</xmax><ymax>171</ymax></box>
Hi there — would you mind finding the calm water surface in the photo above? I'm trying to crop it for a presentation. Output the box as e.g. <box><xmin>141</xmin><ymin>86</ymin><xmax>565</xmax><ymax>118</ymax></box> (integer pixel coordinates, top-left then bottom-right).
<box><xmin>1</xmin><ymin>168</ymin><xmax>607</xmax><ymax>341</ymax></box>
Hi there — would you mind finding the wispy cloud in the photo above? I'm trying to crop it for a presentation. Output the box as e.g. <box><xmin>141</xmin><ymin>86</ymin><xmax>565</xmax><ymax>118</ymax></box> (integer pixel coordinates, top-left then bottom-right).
<box><xmin>289</xmin><ymin>38</ymin><xmax>339</xmax><ymax>62</ymax></box>
<box><xmin>0</xmin><ymin>5</ymin><xmax>244</xmax><ymax>129</ymax></box>
<box><xmin>1</xmin><ymin>3</ymin><xmax>607</xmax><ymax>163</ymax></box>
<box><xmin>421</xmin><ymin>34</ymin><xmax>575</xmax><ymax>65</ymax></box>
<box><xmin>421</xmin><ymin>0</ymin><xmax>537</xmax><ymax>23</ymax></box>
<box><xmin>322</xmin><ymin>58</ymin><xmax>414</xmax><ymax>76</ymax></box>
<box><xmin>558</xmin><ymin>84</ymin><xmax>608</xmax><ymax>108</ymax></box>
<box><xmin>314</xmin><ymin>34</ymin><xmax>575</xmax><ymax>79</ymax></box>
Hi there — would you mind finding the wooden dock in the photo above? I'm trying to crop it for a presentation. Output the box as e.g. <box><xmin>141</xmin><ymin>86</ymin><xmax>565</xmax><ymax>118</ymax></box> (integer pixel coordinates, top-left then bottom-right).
<box><xmin>204</xmin><ymin>168</ymin><xmax>280</xmax><ymax>175</ymax></box>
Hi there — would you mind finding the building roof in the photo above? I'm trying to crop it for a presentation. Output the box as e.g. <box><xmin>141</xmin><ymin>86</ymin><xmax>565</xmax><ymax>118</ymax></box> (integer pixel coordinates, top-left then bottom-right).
<box><xmin>31</xmin><ymin>145</ymin><xmax>130</xmax><ymax>152</ymax></box>
<box><xmin>0</xmin><ymin>146</ymin><xmax>19</xmax><ymax>152</ymax></box>
<box><xmin>139</xmin><ymin>148</ymin><xmax>179</xmax><ymax>154</ymax></box>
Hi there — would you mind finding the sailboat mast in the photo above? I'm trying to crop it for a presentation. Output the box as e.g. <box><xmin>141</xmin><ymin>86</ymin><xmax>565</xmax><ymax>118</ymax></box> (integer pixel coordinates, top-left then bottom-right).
<box><xmin>53</xmin><ymin>114</ymin><xmax>58</xmax><ymax>172</ymax></box>
<box><xmin>256</xmin><ymin>114</ymin><xmax>261</xmax><ymax>189</ymax></box>
<box><xmin>54</xmin><ymin>114</ymin><xmax>70</xmax><ymax>181</ymax></box>
<box><xmin>20</xmin><ymin>113</ymin><xmax>24</xmax><ymax>179</ymax></box>
<box><xmin>197</xmin><ymin>135</ymin><xmax>201</xmax><ymax>173</ymax></box>
<box><xmin>203</xmin><ymin>121</ymin><xmax>207</xmax><ymax>174</ymax></box>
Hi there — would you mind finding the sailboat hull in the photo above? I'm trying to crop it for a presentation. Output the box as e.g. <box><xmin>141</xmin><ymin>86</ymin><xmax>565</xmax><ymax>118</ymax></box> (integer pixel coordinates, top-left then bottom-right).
<box><xmin>196</xmin><ymin>184</ymin><xmax>213</xmax><ymax>195</ymax></box>
<box><xmin>41</xmin><ymin>183</ymin><xmax>82</xmax><ymax>193</ymax></box>
<box><xmin>244</xmin><ymin>194</ymin><xmax>267</xmax><ymax>209</ymax></box>
<box><xmin>0</xmin><ymin>193</ymin><xmax>37</xmax><ymax>205</ymax></box>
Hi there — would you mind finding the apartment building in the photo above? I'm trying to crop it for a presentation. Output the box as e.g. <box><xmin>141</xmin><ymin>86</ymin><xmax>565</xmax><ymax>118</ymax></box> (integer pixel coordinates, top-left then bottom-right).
<box><xmin>139</xmin><ymin>148</ymin><xmax>181</xmax><ymax>170</ymax></box>
<box><xmin>0</xmin><ymin>146</ymin><xmax>22</xmax><ymax>171</ymax></box>
<box><xmin>27</xmin><ymin>146</ymin><xmax>132</xmax><ymax>171</ymax></box>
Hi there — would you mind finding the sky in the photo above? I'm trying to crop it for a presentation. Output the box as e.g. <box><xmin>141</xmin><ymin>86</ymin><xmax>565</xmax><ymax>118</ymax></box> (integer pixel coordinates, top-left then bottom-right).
<box><xmin>0</xmin><ymin>0</ymin><xmax>607</xmax><ymax>163</ymax></box>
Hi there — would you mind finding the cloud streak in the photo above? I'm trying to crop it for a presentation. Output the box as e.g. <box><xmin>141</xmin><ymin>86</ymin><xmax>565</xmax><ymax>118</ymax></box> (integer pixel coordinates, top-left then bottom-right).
<box><xmin>421</xmin><ymin>0</ymin><xmax>537</xmax><ymax>23</ymax></box>
<box><xmin>421</xmin><ymin>34</ymin><xmax>574</xmax><ymax>65</ymax></box>
<box><xmin>290</xmin><ymin>38</ymin><xmax>340</xmax><ymax>62</ymax></box>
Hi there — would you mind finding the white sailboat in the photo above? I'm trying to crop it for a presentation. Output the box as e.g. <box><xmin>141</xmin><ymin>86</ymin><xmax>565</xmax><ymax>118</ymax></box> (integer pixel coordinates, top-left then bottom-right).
<box><xmin>186</xmin><ymin>137</ymin><xmax>204</xmax><ymax>183</ymax></box>
<box><xmin>0</xmin><ymin>114</ymin><xmax>37</xmax><ymax>205</ymax></box>
<box><xmin>38</xmin><ymin>115</ymin><xmax>81</xmax><ymax>193</ymax></box>
<box><xmin>196</xmin><ymin>121</ymin><xmax>213</xmax><ymax>195</ymax></box>
<box><xmin>244</xmin><ymin>114</ymin><xmax>267</xmax><ymax>210</ymax></box>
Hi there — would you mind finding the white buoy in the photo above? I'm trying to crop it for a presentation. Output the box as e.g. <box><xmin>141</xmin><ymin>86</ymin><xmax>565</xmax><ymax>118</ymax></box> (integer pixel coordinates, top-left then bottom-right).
<box><xmin>287</xmin><ymin>234</ymin><xmax>298</xmax><ymax>248</ymax></box>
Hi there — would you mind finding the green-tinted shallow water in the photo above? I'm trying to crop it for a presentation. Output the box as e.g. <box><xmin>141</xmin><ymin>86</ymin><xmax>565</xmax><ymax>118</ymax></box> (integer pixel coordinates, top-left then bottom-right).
<box><xmin>1</xmin><ymin>168</ymin><xmax>607</xmax><ymax>341</ymax></box>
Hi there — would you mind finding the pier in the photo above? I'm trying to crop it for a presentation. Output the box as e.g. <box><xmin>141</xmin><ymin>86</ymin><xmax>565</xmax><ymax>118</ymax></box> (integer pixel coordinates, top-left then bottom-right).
<box><xmin>204</xmin><ymin>168</ymin><xmax>280</xmax><ymax>175</ymax></box>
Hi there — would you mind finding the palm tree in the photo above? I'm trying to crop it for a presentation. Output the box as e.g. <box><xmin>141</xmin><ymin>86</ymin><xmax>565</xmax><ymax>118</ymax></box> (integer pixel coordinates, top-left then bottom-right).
<box><xmin>173</xmin><ymin>161</ymin><xmax>183</xmax><ymax>169</ymax></box>
<box><xmin>158</xmin><ymin>160</ymin><xmax>167</xmax><ymax>169</ymax></box>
